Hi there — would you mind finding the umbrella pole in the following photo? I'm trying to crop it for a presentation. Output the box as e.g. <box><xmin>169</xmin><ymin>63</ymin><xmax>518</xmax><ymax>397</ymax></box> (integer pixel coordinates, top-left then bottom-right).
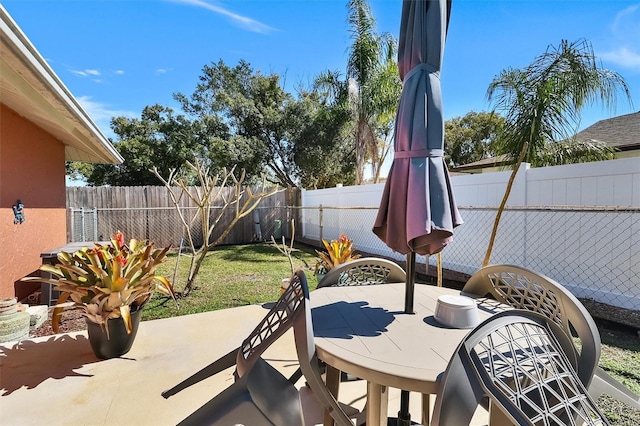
<box><xmin>398</xmin><ymin>389</ymin><xmax>412</xmax><ymax>426</ymax></box>
<box><xmin>397</xmin><ymin>251</ymin><xmax>417</xmax><ymax>426</ymax></box>
<box><xmin>404</xmin><ymin>251</ymin><xmax>416</xmax><ymax>314</ymax></box>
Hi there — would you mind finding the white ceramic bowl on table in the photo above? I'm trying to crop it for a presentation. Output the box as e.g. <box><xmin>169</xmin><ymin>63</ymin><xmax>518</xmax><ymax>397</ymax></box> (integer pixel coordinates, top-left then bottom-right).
<box><xmin>434</xmin><ymin>294</ymin><xmax>480</xmax><ymax>329</ymax></box>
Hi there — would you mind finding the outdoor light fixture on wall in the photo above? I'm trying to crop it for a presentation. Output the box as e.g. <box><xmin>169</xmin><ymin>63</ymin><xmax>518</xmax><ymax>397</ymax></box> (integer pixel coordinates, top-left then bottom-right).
<box><xmin>12</xmin><ymin>200</ymin><xmax>24</xmax><ymax>224</ymax></box>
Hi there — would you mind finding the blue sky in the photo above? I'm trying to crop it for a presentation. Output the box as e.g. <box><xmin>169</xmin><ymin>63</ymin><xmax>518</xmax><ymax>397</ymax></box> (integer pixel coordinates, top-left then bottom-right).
<box><xmin>3</xmin><ymin>0</ymin><xmax>639</xmax><ymax>142</ymax></box>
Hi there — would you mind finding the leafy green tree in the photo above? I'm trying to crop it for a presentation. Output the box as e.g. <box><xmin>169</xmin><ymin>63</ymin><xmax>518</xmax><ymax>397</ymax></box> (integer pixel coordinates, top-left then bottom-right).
<box><xmin>323</xmin><ymin>0</ymin><xmax>401</xmax><ymax>184</ymax></box>
<box><xmin>482</xmin><ymin>39</ymin><xmax>631</xmax><ymax>267</ymax></box>
<box><xmin>70</xmin><ymin>59</ymin><xmax>358</xmax><ymax>189</ymax></box>
<box><xmin>444</xmin><ymin>111</ymin><xmax>504</xmax><ymax>168</ymax></box>
<box><xmin>69</xmin><ymin>105</ymin><xmax>205</xmax><ymax>186</ymax></box>
<box><xmin>289</xmin><ymin>83</ymin><xmax>355</xmax><ymax>188</ymax></box>
<box><xmin>175</xmin><ymin>60</ymin><xmax>297</xmax><ymax>187</ymax></box>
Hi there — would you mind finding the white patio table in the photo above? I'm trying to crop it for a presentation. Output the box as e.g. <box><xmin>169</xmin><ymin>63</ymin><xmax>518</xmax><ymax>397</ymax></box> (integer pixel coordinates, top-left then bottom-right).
<box><xmin>311</xmin><ymin>283</ymin><xmax>507</xmax><ymax>426</ymax></box>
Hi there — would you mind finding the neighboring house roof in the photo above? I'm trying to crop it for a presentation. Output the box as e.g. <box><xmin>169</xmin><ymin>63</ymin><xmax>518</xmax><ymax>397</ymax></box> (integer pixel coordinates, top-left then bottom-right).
<box><xmin>574</xmin><ymin>111</ymin><xmax>640</xmax><ymax>151</ymax></box>
<box><xmin>0</xmin><ymin>5</ymin><xmax>123</xmax><ymax>164</ymax></box>
<box><xmin>452</xmin><ymin>154</ymin><xmax>510</xmax><ymax>172</ymax></box>
<box><xmin>452</xmin><ymin>112</ymin><xmax>640</xmax><ymax>173</ymax></box>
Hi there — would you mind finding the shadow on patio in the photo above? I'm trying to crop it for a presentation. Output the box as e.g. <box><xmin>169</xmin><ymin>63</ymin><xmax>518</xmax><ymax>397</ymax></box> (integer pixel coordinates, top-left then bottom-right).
<box><xmin>1</xmin><ymin>303</ymin><xmax>489</xmax><ymax>425</ymax></box>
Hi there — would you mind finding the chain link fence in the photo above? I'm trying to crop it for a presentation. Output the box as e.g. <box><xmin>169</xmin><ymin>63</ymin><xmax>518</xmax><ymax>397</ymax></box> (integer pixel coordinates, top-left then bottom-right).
<box><xmin>69</xmin><ymin>206</ymin><xmax>296</xmax><ymax>250</ymax></box>
<box><xmin>299</xmin><ymin>205</ymin><xmax>639</xmax><ymax>311</ymax></box>
<box><xmin>69</xmin><ymin>205</ymin><xmax>639</xmax><ymax>311</ymax></box>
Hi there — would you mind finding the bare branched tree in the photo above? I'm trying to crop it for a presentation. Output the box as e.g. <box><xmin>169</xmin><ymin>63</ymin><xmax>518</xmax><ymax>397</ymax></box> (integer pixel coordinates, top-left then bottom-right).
<box><xmin>152</xmin><ymin>159</ymin><xmax>282</xmax><ymax>296</ymax></box>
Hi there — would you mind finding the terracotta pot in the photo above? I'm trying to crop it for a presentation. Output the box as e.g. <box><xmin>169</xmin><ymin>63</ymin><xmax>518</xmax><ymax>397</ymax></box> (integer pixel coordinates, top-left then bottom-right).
<box><xmin>85</xmin><ymin>308</ymin><xmax>143</xmax><ymax>359</ymax></box>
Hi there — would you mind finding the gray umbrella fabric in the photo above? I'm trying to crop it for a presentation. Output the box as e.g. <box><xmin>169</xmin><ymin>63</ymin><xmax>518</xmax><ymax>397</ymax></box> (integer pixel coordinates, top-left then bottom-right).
<box><xmin>373</xmin><ymin>3</ymin><xmax>461</xmax><ymax>422</ymax></box>
<box><xmin>373</xmin><ymin>0</ymin><xmax>462</xmax><ymax>258</ymax></box>
<box><xmin>373</xmin><ymin>2</ymin><xmax>461</xmax><ymax>423</ymax></box>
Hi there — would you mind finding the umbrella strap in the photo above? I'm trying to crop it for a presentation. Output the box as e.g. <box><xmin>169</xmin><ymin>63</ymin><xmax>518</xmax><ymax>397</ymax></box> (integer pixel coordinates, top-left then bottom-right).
<box><xmin>404</xmin><ymin>63</ymin><xmax>439</xmax><ymax>81</ymax></box>
<box><xmin>394</xmin><ymin>149</ymin><xmax>443</xmax><ymax>158</ymax></box>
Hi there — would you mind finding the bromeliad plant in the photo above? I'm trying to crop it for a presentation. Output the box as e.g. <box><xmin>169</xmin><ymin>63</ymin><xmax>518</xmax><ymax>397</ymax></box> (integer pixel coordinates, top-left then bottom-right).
<box><xmin>30</xmin><ymin>231</ymin><xmax>176</xmax><ymax>336</ymax></box>
<box><xmin>314</xmin><ymin>233</ymin><xmax>361</xmax><ymax>276</ymax></box>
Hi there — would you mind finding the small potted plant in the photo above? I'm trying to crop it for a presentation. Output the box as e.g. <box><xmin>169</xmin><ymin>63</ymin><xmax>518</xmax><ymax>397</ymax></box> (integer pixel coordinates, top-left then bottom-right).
<box><xmin>314</xmin><ymin>233</ymin><xmax>361</xmax><ymax>282</ymax></box>
<box><xmin>24</xmin><ymin>231</ymin><xmax>176</xmax><ymax>359</ymax></box>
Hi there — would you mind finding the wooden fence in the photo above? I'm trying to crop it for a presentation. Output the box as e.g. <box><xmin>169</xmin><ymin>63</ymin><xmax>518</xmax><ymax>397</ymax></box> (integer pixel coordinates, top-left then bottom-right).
<box><xmin>66</xmin><ymin>186</ymin><xmax>301</xmax><ymax>247</ymax></box>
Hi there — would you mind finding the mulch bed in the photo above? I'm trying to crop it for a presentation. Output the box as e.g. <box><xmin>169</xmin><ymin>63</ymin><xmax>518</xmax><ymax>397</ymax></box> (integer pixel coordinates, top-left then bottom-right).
<box><xmin>581</xmin><ymin>299</ymin><xmax>640</xmax><ymax>330</ymax></box>
<box><xmin>29</xmin><ymin>307</ymin><xmax>87</xmax><ymax>338</ymax></box>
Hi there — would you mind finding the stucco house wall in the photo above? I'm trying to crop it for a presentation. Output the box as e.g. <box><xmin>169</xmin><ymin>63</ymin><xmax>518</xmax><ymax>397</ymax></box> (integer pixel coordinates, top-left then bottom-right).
<box><xmin>0</xmin><ymin>105</ymin><xmax>67</xmax><ymax>299</ymax></box>
<box><xmin>0</xmin><ymin>5</ymin><xmax>122</xmax><ymax>300</ymax></box>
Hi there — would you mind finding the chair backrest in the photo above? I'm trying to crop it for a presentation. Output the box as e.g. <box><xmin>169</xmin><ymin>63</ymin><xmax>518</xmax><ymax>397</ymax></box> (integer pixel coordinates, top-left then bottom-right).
<box><xmin>161</xmin><ymin>272</ymin><xmax>308</xmax><ymax>398</ymax></box>
<box><xmin>432</xmin><ymin>310</ymin><xmax>609</xmax><ymax>426</ymax></box>
<box><xmin>463</xmin><ymin>264</ymin><xmax>601</xmax><ymax>388</ymax></box>
<box><xmin>317</xmin><ymin>257</ymin><xmax>406</xmax><ymax>288</ymax></box>
<box><xmin>236</xmin><ymin>270</ymin><xmax>307</xmax><ymax>378</ymax></box>
<box><xmin>291</xmin><ymin>270</ymin><xmax>355</xmax><ymax>426</ymax></box>
<box><xmin>236</xmin><ymin>270</ymin><xmax>353</xmax><ymax>426</ymax></box>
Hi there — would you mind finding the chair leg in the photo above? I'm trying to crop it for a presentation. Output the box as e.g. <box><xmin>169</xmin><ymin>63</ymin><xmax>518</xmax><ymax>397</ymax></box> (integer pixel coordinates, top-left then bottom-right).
<box><xmin>323</xmin><ymin>365</ymin><xmax>341</xmax><ymax>426</ymax></box>
<box><xmin>488</xmin><ymin>400</ymin><xmax>513</xmax><ymax>426</ymax></box>
<box><xmin>422</xmin><ymin>393</ymin><xmax>431</xmax><ymax>426</ymax></box>
<box><xmin>366</xmin><ymin>382</ymin><xmax>389</xmax><ymax>426</ymax></box>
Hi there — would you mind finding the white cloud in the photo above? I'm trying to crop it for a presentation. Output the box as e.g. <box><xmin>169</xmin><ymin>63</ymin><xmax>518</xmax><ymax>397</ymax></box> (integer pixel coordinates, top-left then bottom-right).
<box><xmin>170</xmin><ymin>0</ymin><xmax>276</xmax><ymax>34</ymax></box>
<box><xmin>70</xmin><ymin>68</ymin><xmax>103</xmax><ymax>78</ymax></box>
<box><xmin>599</xmin><ymin>5</ymin><xmax>640</xmax><ymax>71</ymax></box>
<box><xmin>156</xmin><ymin>68</ymin><xmax>169</xmax><ymax>74</ymax></box>
<box><xmin>76</xmin><ymin>96</ymin><xmax>138</xmax><ymax>139</ymax></box>
<box><xmin>69</xmin><ymin>68</ymin><xmax>125</xmax><ymax>81</ymax></box>
<box><xmin>599</xmin><ymin>47</ymin><xmax>640</xmax><ymax>70</ymax></box>
<box><xmin>612</xmin><ymin>4</ymin><xmax>639</xmax><ymax>33</ymax></box>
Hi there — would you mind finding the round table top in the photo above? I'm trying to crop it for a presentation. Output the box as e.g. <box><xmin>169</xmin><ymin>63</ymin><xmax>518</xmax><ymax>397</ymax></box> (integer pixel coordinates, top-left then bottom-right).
<box><xmin>311</xmin><ymin>283</ymin><xmax>505</xmax><ymax>393</ymax></box>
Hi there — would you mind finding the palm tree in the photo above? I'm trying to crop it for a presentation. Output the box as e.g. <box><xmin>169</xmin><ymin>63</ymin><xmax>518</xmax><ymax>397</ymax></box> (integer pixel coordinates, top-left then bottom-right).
<box><xmin>535</xmin><ymin>138</ymin><xmax>616</xmax><ymax>167</ymax></box>
<box><xmin>482</xmin><ymin>39</ymin><xmax>631</xmax><ymax>267</ymax></box>
<box><xmin>346</xmin><ymin>0</ymin><xmax>401</xmax><ymax>184</ymax></box>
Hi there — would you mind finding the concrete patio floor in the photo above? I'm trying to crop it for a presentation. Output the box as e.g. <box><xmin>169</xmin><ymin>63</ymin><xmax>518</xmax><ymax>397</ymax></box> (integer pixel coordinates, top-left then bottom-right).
<box><xmin>0</xmin><ymin>303</ymin><xmax>488</xmax><ymax>425</ymax></box>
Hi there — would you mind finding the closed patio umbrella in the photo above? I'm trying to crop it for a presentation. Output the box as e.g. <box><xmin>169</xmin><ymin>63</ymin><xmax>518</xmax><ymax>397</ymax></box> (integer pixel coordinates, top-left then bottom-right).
<box><xmin>373</xmin><ymin>1</ymin><xmax>462</xmax><ymax>423</ymax></box>
<box><xmin>373</xmin><ymin>0</ymin><xmax>461</xmax><ymax>313</ymax></box>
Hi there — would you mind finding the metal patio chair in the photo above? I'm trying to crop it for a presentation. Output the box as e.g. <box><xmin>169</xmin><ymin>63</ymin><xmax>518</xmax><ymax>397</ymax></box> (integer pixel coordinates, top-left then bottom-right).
<box><xmin>317</xmin><ymin>257</ymin><xmax>406</xmax><ymax>288</ymax></box>
<box><xmin>163</xmin><ymin>270</ymin><xmax>358</xmax><ymax>426</ymax></box>
<box><xmin>432</xmin><ymin>310</ymin><xmax>609</xmax><ymax>426</ymax></box>
<box><xmin>463</xmin><ymin>264</ymin><xmax>640</xmax><ymax>410</ymax></box>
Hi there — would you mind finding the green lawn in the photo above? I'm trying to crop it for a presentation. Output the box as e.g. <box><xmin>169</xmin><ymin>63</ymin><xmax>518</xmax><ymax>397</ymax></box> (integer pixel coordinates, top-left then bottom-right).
<box><xmin>144</xmin><ymin>242</ymin><xmax>319</xmax><ymax>320</ymax></box>
<box><xmin>145</xmin><ymin>243</ymin><xmax>640</xmax><ymax>424</ymax></box>
<box><xmin>596</xmin><ymin>322</ymin><xmax>640</xmax><ymax>423</ymax></box>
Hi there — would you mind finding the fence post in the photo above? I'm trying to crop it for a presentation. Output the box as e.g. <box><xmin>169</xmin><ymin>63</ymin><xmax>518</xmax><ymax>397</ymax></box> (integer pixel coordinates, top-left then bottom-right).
<box><xmin>69</xmin><ymin>208</ymin><xmax>75</xmax><ymax>242</ymax></box>
<box><xmin>80</xmin><ymin>207</ymin><xmax>86</xmax><ymax>241</ymax></box>
<box><xmin>253</xmin><ymin>209</ymin><xmax>262</xmax><ymax>241</ymax></box>
<box><xmin>93</xmin><ymin>208</ymin><xmax>98</xmax><ymax>241</ymax></box>
<box><xmin>319</xmin><ymin>204</ymin><xmax>323</xmax><ymax>244</ymax></box>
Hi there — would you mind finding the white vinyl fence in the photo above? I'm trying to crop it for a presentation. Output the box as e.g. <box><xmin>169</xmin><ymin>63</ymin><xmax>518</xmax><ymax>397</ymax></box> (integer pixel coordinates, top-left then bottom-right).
<box><xmin>300</xmin><ymin>157</ymin><xmax>640</xmax><ymax>310</ymax></box>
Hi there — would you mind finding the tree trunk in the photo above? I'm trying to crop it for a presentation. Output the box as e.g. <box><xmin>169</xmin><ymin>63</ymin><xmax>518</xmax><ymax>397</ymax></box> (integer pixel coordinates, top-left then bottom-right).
<box><xmin>355</xmin><ymin>122</ymin><xmax>366</xmax><ymax>185</ymax></box>
<box><xmin>182</xmin><ymin>245</ymin><xmax>210</xmax><ymax>297</ymax></box>
<box><xmin>481</xmin><ymin>142</ymin><xmax>529</xmax><ymax>267</ymax></box>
